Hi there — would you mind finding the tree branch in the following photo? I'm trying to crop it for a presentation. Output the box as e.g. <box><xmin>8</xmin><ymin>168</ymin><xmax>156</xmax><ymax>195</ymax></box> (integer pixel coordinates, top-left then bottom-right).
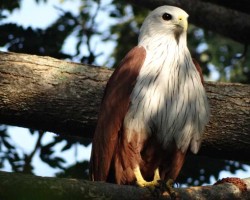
<box><xmin>129</xmin><ymin>0</ymin><xmax>250</xmax><ymax>45</ymax></box>
<box><xmin>0</xmin><ymin>51</ymin><xmax>108</xmax><ymax>138</ymax></box>
<box><xmin>201</xmin><ymin>0</ymin><xmax>249</xmax><ymax>14</ymax></box>
<box><xmin>0</xmin><ymin>51</ymin><xmax>250</xmax><ymax>161</ymax></box>
<box><xmin>0</xmin><ymin>171</ymin><xmax>249</xmax><ymax>200</ymax></box>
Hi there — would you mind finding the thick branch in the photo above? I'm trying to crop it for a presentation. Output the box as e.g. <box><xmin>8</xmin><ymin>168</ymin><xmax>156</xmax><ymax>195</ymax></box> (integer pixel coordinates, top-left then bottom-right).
<box><xmin>0</xmin><ymin>51</ymin><xmax>109</xmax><ymax>138</ymax></box>
<box><xmin>129</xmin><ymin>0</ymin><xmax>250</xmax><ymax>45</ymax></box>
<box><xmin>202</xmin><ymin>0</ymin><xmax>250</xmax><ymax>14</ymax></box>
<box><xmin>0</xmin><ymin>51</ymin><xmax>250</xmax><ymax>161</ymax></box>
<box><xmin>0</xmin><ymin>171</ymin><xmax>249</xmax><ymax>200</ymax></box>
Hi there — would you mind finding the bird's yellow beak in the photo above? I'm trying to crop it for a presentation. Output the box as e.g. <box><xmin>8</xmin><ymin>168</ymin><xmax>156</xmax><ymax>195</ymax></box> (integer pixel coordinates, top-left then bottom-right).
<box><xmin>177</xmin><ymin>15</ymin><xmax>188</xmax><ymax>31</ymax></box>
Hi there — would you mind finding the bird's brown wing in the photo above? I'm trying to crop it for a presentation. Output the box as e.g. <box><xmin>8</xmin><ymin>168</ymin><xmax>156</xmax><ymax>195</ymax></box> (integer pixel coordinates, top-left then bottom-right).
<box><xmin>90</xmin><ymin>46</ymin><xmax>146</xmax><ymax>181</ymax></box>
<box><xmin>192</xmin><ymin>58</ymin><xmax>204</xmax><ymax>85</ymax></box>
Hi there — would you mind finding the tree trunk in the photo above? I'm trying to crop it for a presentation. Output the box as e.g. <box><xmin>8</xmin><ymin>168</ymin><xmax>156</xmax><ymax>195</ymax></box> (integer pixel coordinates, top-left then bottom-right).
<box><xmin>0</xmin><ymin>51</ymin><xmax>250</xmax><ymax>162</ymax></box>
<box><xmin>130</xmin><ymin>0</ymin><xmax>250</xmax><ymax>45</ymax></box>
<box><xmin>0</xmin><ymin>171</ymin><xmax>249</xmax><ymax>200</ymax></box>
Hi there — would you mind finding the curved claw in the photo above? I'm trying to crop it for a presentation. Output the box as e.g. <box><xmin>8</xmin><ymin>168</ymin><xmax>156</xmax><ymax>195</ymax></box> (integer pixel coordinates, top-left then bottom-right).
<box><xmin>166</xmin><ymin>179</ymin><xmax>177</xmax><ymax>198</ymax></box>
<box><xmin>134</xmin><ymin>167</ymin><xmax>160</xmax><ymax>188</ymax></box>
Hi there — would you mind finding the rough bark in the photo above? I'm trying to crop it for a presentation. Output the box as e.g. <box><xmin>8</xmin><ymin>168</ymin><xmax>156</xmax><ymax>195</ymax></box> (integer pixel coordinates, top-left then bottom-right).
<box><xmin>0</xmin><ymin>51</ymin><xmax>250</xmax><ymax>162</ymax></box>
<box><xmin>0</xmin><ymin>171</ymin><xmax>249</xmax><ymax>200</ymax></box>
<box><xmin>129</xmin><ymin>0</ymin><xmax>250</xmax><ymax>45</ymax></box>
<box><xmin>0</xmin><ymin>51</ymin><xmax>110</xmax><ymax>138</ymax></box>
<box><xmin>200</xmin><ymin>82</ymin><xmax>250</xmax><ymax>161</ymax></box>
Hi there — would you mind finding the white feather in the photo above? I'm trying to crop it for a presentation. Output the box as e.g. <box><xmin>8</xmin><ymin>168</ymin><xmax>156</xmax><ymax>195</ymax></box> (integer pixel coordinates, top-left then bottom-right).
<box><xmin>124</xmin><ymin>6</ymin><xmax>210</xmax><ymax>154</ymax></box>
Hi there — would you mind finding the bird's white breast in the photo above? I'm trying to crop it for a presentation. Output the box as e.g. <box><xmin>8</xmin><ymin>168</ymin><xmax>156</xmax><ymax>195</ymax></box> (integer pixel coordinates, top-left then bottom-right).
<box><xmin>123</xmin><ymin>39</ymin><xmax>209</xmax><ymax>154</ymax></box>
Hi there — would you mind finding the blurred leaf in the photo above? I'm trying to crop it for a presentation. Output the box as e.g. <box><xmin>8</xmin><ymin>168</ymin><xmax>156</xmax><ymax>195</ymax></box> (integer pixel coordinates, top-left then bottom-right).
<box><xmin>42</xmin><ymin>156</ymin><xmax>65</xmax><ymax>169</ymax></box>
<box><xmin>56</xmin><ymin>160</ymin><xmax>89</xmax><ymax>179</ymax></box>
<box><xmin>61</xmin><ymin>142</ymin><xmax>73</xmax><ymax>152</ymax></box>
<box><xmin>1</xmin><ymin>137</ymin><xmax>14</xmax><ymax>150</ymax></box>
<box><xmin>178</xmin><ymin>155</ymin><xmax>247</xmax><ymax>186</ymax></box>
<box><xmin>39</xmin><ymin>137</ymin><xmax>66</xmax><ymax>169</ymax></box>
<box><xmin>29</xmin><ymin>129</ymin><xmax>37</xmax><ymax>135</ymax></box>
<box><xmin>0</xmin><ymin>0</ymin><xmax>21</xmax><ymax>12</ymax></box>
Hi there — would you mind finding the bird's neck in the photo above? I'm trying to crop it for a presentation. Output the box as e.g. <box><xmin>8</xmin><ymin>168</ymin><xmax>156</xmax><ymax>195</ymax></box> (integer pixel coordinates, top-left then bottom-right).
<box><xmin>138</xmin><ymin>33</ymin><xmax>187</xmax><ymax>53</ymax></box>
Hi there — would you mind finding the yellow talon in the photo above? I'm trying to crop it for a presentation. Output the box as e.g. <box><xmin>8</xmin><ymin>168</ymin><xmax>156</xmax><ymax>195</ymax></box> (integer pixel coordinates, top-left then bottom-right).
<box><xmin>134</xmin><ymin>166</ymin><xmax>160</xmax><ymax>188</ymax></box>
<box><xmin>166</xmin><ymin>179</ymin><xmax>178</xmax><ymax>199</ymax></box>
<box><xmin>134</xmin><ymin>168</ymin><xmax>178</xmax><ymax>198</ymax></box>
<box><xmin>166</xmin><ymin>179</ymin><xmax>174</xmax><ymax>192</ymax></box>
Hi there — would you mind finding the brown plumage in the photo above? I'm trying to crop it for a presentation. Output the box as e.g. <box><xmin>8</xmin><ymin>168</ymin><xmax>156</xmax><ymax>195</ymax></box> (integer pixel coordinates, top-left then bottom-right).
<box><xmin>90</xmin><ymin>46</ymin><xmax>146</xmax><ymax>183</ymax></box>
<box><xmin>90</xmin><ymin>6</ymin><xmax>209</xmax><ymax>186</ymax></box>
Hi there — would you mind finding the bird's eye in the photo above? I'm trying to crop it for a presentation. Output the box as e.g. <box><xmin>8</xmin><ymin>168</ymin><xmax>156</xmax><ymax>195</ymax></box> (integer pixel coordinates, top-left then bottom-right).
<box><xmin>162</xmin><ymin>13</ymin><xmax>172</xmax><ymax>21</ymax></box>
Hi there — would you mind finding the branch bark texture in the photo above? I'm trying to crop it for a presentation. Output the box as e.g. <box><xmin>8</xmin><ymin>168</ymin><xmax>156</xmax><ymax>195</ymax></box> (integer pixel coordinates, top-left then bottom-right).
<box><xmin>129</xmin><ymin>0</ymin><xmax>250</xmax><ymax>45</ymax></box>
<box><xmin>0</xmin><ymin>51</ymin><xmax>250</xmax><ymax>161</ymax></box>
<box><xmin>0</xmin><ymin>51</ymin><xmax>110</xmax><ymax>138</ymax></box>
<box><xmin>0</xmin><ymin>171</ymin><xmax>249</xmax><ymax>200</ymax></box>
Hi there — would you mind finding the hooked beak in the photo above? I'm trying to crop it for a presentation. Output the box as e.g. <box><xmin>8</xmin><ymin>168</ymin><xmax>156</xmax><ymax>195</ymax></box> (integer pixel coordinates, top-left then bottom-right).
<box><xmin>173</xmin><ymin>15</ymin><xmax>188</xmax><ymax>43</ymax></box>
<box><xmin>176</xmin><ymin>15</ymin><xmax>188</xmax><ymax>32</ymax></box>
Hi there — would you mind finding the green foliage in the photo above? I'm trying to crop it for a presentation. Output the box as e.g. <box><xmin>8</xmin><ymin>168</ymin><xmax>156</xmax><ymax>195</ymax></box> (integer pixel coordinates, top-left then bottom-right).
<box><xmin>178</xmin><ymin>156</ymin><xmax>246</xmax><ymax>186</ymax></box>
<box><xmin>0</xmin><ymin>127</ymin><xmax>90</xmax><ymax>177</ymax></box>
<box><xmin>193</xmin><ymin>28</ymin><xmax>249</xmax><ymax>84</ymax></box>
<box><xmin>0</xmin><ymin>125</ymin><xmax>25</xmax><ymax>172</ymax></box>
<box><xmin>56</xmin><ymin>161</ymin><xmax>89</xmax><ymax>179</ymax></box>
<box><xmin>0</xmin><ymin>0</ymin><xmax>249</xmax><ymax>186</ymax></box>
<box><xmin>109</xmin><ymin>2</ymin><xmax>148</xmax><ymax>67</ymax></box>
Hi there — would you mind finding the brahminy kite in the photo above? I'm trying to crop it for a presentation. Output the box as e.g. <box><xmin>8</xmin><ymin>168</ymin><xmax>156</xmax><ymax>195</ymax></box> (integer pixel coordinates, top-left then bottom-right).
<box><xmin>90</xmin><ymin>5</ymin><xmax>210</xmax><ymax>189</ymax></box>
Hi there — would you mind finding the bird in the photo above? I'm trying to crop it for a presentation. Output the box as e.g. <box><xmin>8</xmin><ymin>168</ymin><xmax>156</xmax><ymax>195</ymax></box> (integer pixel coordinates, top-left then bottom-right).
<box><xmin>90</xmin><ymin>5</ymin><xmax>210</xmax><ymax>190</ymax></box>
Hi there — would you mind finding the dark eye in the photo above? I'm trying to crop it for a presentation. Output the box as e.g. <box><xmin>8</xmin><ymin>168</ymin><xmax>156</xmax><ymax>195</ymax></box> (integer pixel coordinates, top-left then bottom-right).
<box><xmin>162</xmin><ymin>13</ymin><xmax>172</xmax><ymax>21</ymax></box>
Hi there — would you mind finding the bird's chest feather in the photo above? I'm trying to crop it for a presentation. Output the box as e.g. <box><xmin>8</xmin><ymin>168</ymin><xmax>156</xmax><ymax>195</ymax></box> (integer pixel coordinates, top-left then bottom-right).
<box><xmin>123</xmin><ymin>46</ymin><xmax>209</xmax><ymax>153</ymax></box>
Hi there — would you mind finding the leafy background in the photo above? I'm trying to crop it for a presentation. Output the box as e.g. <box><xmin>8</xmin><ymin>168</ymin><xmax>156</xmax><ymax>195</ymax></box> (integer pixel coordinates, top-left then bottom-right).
<box><xmin>0</xmin><ymin>0</ymin><xmax>249</xmax><ymax>186</ymax></box>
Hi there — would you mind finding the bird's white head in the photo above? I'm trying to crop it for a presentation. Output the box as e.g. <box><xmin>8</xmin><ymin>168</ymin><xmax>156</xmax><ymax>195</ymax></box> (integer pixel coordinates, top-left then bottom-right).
<box><xmin>139</xmin><ymin>6</ymin><xmax>189</xmax><ymax>45</ymax></box>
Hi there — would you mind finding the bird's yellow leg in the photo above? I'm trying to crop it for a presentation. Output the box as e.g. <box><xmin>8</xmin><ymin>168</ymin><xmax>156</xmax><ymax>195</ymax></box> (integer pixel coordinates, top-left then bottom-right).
<box><xmin>134</xmin><ymin>166</ymin><xmax>160</xmax><ymax>188</ymax></box>
<box><xmin>166</xmin><ymin>179</ymin><xmax>176</xmax><ymax>197</ymax></box>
